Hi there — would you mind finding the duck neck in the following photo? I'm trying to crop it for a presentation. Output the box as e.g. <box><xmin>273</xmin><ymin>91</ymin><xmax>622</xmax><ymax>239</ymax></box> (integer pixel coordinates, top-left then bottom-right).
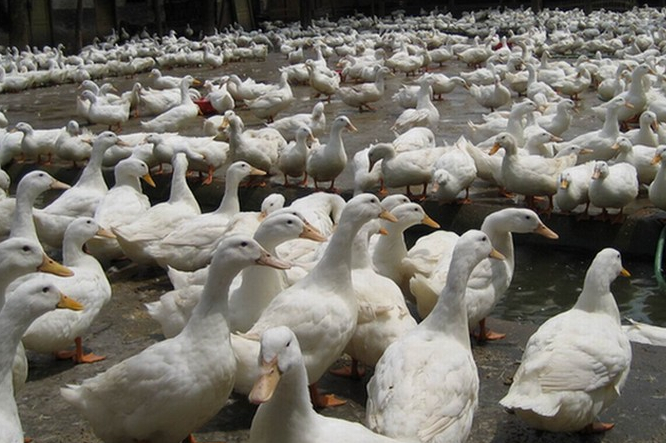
<box><xmin>182</xmin><ymin>260</ymin><xmax>240</xmax><ymax>338</ymax></box>
<box><xmin>115</xmin><ymin>172</ymin><xmax>142</xmax><ymax>192</ymax></box>
<box><xmin>169</xmin><ymin>158</ymin><xmax>198</xmax><ymax>211</ymax></box>
<box><xmin>257</xmin><ymin>360</ymin><xmax>315</xmax><ymax>426</ymax></box>
<box><xmin>214</xmin><ymin>173</ymin><xmax>243</xmax><ymax>216</ymax></box>
<box><xmin>481</xmin><ymin>218</ymin><xmax>515</xmax><ymax>272</ymax></box>
<box><xmin>0</xmin><ymin>303</ymin><xmax>39</xmax><ymax>377</ymax></box>
<box><xmin>74</xmin><ymin>144</ymin><xmax>107</xmax><ymax>190</ymax></box>
<box><xmin>420</xmin><ymin>249</ymin><xmax>477</xmax><ymax>347</ymax></box>
<box><xmin>373</xmin><ymin>223</ymin><xmax>408</xmax><ymax>264</ymax></box>
<box><xmin>573</xmin><ymin>271</ymin><xmax>621</xmax><ymax>324</ymax></box>
<box><xmin>62</xmin><ymin>235</ymin><xmax>95</xmax><ymax>268</ymax></box>
<box><xmin>10</xmin><ymin>184</ymin><xmax>41</xmax><ymax>243</ymax></box>
<box><xmin>602</xmin><ymin>106</ymin><xmax>622</xmax><ymax>135</ymax></box>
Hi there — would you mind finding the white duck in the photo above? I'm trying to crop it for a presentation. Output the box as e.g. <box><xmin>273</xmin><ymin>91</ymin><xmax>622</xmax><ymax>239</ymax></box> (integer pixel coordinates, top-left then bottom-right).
<box><xmin>246</xmin><ymin>71</ymin><xmax>294</xmax><ymax>123</ymax></box>
<box><xmin>80</xmin><ymin>90</ymin><xmax>131</xmax><ymax>132</ymax></box>
<box><xmin>366</xmin><ymin>230</ymin><xmax>504</xmax><ymax>443</ymax></box>
<box><xmin>649</xmin><ymin>147</ymin><xmax>666</xmax><ymax>210</ymax></box>
<box><xmin>534</xmin><ymin>98</ymin><xmax>575</xmax><ymax>138</ymax></box>
<box><xmin>268</xmin><ymin>101</ymin><xmax>326</xmax><ymax>141</ymax></box>
<box><xmin>231</xmin><ymin>194</ymin><xmax>397</xmax><ymax>407</ymax></box>
<box><xmin>113</xmin><ymin>152</ymin><xmax>201</xmax><ymax>265</ymax></box>
<box><xmin>0</xmin><ymin>278</ymin><xmax>81</xmax><ymax>443</ymax></box>
<box><xmin>554</xmin><ymin>161</ymin><xmax>596</xmax><ymax>216</ymax></box>
<box><xmin>19</xmin><ymin>218</ymin><xmax>113</xmax><ymax>363</ymax></box>
<box><xmin>371</xmin><ymin>202</ymin><xmax>440</xmax><ymax>298</ymax></box>
<box><xmin>391</xmin><ymin>79</ymin><xmax>440</xmax><ymax>134</ymax></box>
<box><xmin>306</xmin><ymin>115</ymin><xmax>357</xmax><ymax>191</ymax></box>
<box><xmin>14</xmin><ymin>122</ymin><xmax>60</xmax><ymax>164</ymax></box>
<box><xmin>140</xmin><ymin>75</ymin><xmax>201</xmax><ymax>133</ymax></box>
<box><xmin>88</xmin><ymin>158</ymin><xmax>155</xmax><ymax>264</ymax></box>
<box><xmin>278</xmin><ymin>126</ymin><xmax>315</xmax><ymax>186</ymax></box>
<box><xmin>500</xmin><ymin>248</ymin><xmax>631</xmax><ymax>433</ymax></box>
<box><xmin>54</xmin><ymin>120</ymin><xmax>92</xmax><ymax>167</ymax></box>
<box><xmin>150</xmin><ymin>161</ymin><xmax>266</xmax><ymax>271</ymax></box>
<box><xmin>623</xmin><ymin>110</ymin><xmax>659</xmax><ymax>147</ymax></box>
<box><xmin>588</xmin><ymin>161</ymin><xmax>639</xmax><ymax>223</ymax></box>
<box><xmin>149</xmin><ymin>68</ymin><xmax>183</xmax><ymax>89</ymax></box>
<box><xmin>468</xmin><ymin>75</ymin><xmax>512</xmax><ymax>112</ymax></box>
<box><xmin>491</xmin><ymin>132</ymin><xmax>580</xmax><ymax>213</ymax></box>
<box><xmin>335</xmin><ymin>220</ymin><xmax>417</xmax><ymax>378</ymax></box>
<box><xmin>61</xmin><ymin>235</ymin><xmax>289</xmax><ymax>443</ymax></box>
<box><xmin>248</xmin><ymin>326</ymin><xmax>402</xmax><ymax>443</ymax></box>
<box><xmin>611</xmin><ymin>136</ymin><xmax>658</xmax><ymax>185</ymax></box>
<box><xmin>305</xmin><ymin>59</ymin><xmax>340</xmax><ymax>102</ymax></box>
<box><xmin>368</xmin><ymin>143</ymin><xmax>448</xmax><ymax>199</ymax></box>
<box><xmin>222</xmin><ymin>111</ymin><xmax>280</xmax><ymax>174</ymax></box>
<box><xmin>146</xmin><ymin>211</ymin><xmax>324</xmax><ymax>339</ymax></box>
<box><xmin>410</xmin><ymin>208</ymin><xmax>558</xmax><ymax>339</ymax></box>
<box><xmin>563</xmin><ymin>96</ymin><xmax>632</xmax><ymax>163</ymax></box>
<box><xmin>337</xmin><ymin>66</ymin><xmax>391</xmax><ymax>112</ymax></box>
<box><xmin>431</xmin><ymin>138</ymin><xmax>478</xmax><ymax>204</ymax></box>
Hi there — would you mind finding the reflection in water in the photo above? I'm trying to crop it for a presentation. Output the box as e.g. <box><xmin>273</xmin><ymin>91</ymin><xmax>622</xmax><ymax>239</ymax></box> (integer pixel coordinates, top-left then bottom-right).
<box><xmin>496</xmin><ymin>244</ymin><xmax>666</xmax><ymax>327</ymax></box>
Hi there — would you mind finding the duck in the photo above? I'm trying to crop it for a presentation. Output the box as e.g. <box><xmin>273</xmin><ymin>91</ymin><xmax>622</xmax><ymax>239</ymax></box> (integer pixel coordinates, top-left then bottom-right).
<box><xmin>334</xmin><ymin>220</ymin><xmax>417</xmax><ymax>378</ymax></box>
<box><xmin>431</xmin><ymin>138</ymin><xmax>478</xmax><ymax>204</ymax></box>
<box><xmin>491</xmin><ymin>132</ymin><xmax>581</xmax><ymax>213</ymax></box>
<box><xmin>563</xmin><ymin>96</ymin><xmax>632</xmax><ymax>163</ymax></box>
<box><xmin>525</xmin><ymin>64</ymin><xmax>561</xmax><ymax>104</ymax></box>
<box><xmin>0</xmin><ymin>236</ymin><xmax>72</xmax><ymax>395</ymax></box>
<box><xmin>140</xmin><ymin>75</ymin><xmax>201</xmax><ymax>133</ymax></box>
<box><xmin>203</xmin><ymin>80</ymin><xmax>235</xmax><ymax>114</ymax></box>
<box><xmin>428</xmin><ymin>73</ymin><xmax>467</xmax><ymax>100</ymax></box>
<box><xmin>622</xmin><ymin>318</ymin><xmax>666</xmax><ymax>346</ymax></box>
<box><xmin>391</xmin><ymin>79</ymin><xmax>440</xmax><ymax>134</ymax></box>
<box><xmin>500</xmin><ymin>248</ymin><xmax>631</xmax><ymax>433</ymax></box>
<box><xmin>0</xmin><ymin>277</ymin><xmax>82</xmax><ymax>443</ymax></box>
<box><xmin>54</xmin><ymin>120</ymin><xmax>93</xmax><ymax>167</ymax></box>
<box><xmin>409</xmin><ymin>208</ymin><xmax>558</xmax><ymax>339</ymax></box>
<box><xmin>278</xmin><ymin>126</ymin><xmax>315</xmax><ymax>186</ymax></box>
<box><xmin>221</xmin><ymin>111</ymin><xmax>281</xmax><ymax>174</ymax></box>
<box><xmin>60</xmin><ymin>235</ymin><xmax>289</xmax><ymax>443</ymax></box>
<box><xmin>649</xmin><ymin>147</ymin><xmax>666</xmax><ymax>210</ymax></box>
<box><xmin>588</xmin><ymin>160</ymin><xmax>639</xmax><ymax>223</ymax></box>
<box><xmin>597</xmin><ymin>62</ymin><xmax>629</xmax><ymax>102</ymax></box>
<box><xmin>534</xmin><ymin>98</ymin><xmax>575</xmax><ymax>138</ymax></box>
<box><xmin>80</xmin><ymin>90</ymin><xmax>131</xmax><ymax>132</ymax></box>
<box><xmin>593</xmin><ymin>63</ymin><xmax>655</xmax><ymax>127</ymax></box>
<box><xmin>113</xmin><ymin>152</ymin><xmax>201</xmax><ymax>266</ymax></box>
<box><xmin>9</xmin><ymin>170</ymin><xmax>70</xmax><ymax>245</ymax></box>
<box><xmin>466</xmin><ymin>100</ymin><xmax>538</xmax><ymax>147</ymax></box>
<box><xmin>231</xmin><ymin>194</ymin><xmax>397</xmax><ymax>407</ymax></box>
<box><xmin>87</xmin><ymin>158</ymin><xmax>155</xmax><ymax>264</ymax></box>
<box><xmin>305</xmin><ymin>59</ymin><xmax>341</xmax><ymax>102</ymax></box>
<box><xmin>371</xmin><ymin>202</ymin><xmax>440</xmax><ymax>299</ymax></box>
<box><xmin>147</xmin><ymin>211</ymin><xmax>324</xmax><ymax>339</ymax></box>
<box><xmin>268</xmin><ymin>101</ymin><xmax>326</xmax><ymax>141</ymax></box>
<box><xmin>392</xmin><ymin>127</ymin><xmax>436</xmax><ymax>152</ymax></box>
<box><xmin>368</xmin><ymin>143</ymin><xmax>448</xmax><ymax>200</ymax></box>
<box><xmin>19</xmin><ymin>218</ymin><xmax>113</xmax><ymax>364</ymax></box>
<box><xmin>467</xmin><ymin>75</ymin><xmax>512</xmax><ymax>112</ymax></box>
<box><xmin>623</xmin><ymin>110</ymin><xmax>659</xmax><ymax>147</ymax></box>
<box><xmin>248</xmin><ymin>326</ymin><xmax>402</xmax><ymax>443</ymax></box>
<box><xmin>305</xmin><ymin>115</ymin><xmax>357</xmax><ymax>191</ymax></box>
<box><xmin>611</xmin><ymin>136</ymin><xmax>658</xmax><ymax>185</ymax></box>
<box><xmin>246</xmin><ymin>71</ymin><xmax>294</xmax><ymax>123</ymax></box>
<box><xmin>337</xmin><ymin>66</ymin><xmax>391</xmax><ymax>112</ymax></box>
<box><xmin>522</xmin><ymin>129</ymin><xmax>562</xmax><ymax>157</ymax></box>
<box><xmin>14</xmin><ymin>122</ymin><xmax>61</xmax><ymax>164</ymax></box>
<box><xmin>557</xmin><ymin>66</ymin><xmax>591</xmax><ymax>101</ymax></box>
<box><xmin>149</xmin><ymin>161</ymin><xmax>266</xmax><ymax>271</ymax></box>
<box><xmin>36</xmin><ymin>131</ymin><xmax>127</xmax><ymax>249</ymax></box>
<box><xmin>554</xmin><ymin>161</ymin><xmax>596</xmax><ymax>216</ymax></box>
<box><xmin>134</xmin><ymin>82</ymin><xmax>193</xmax><ymax>117</ymax></box>
<box><xmin>0</xmin><ymin>170</ymin><xmax>11</xmax><ymax>239</ymax></box>
<box><xmin>353</xmin><ymin>146</ymin><xmax>383</xmax><ymax>196</ymax></box>
<box><xmin>149</xmin><ymin>68</ymin><xmax>184</xmax><ymax>90</ymax></box>
<box><xmin>365</xmin><ymin>230</ymin><xmax>504</xmax><ymax>443</ymax></box>
<box><xmin>225</xmin><ymin>73</ymin><xmax>274</xmax><ymax>102</ymax></box>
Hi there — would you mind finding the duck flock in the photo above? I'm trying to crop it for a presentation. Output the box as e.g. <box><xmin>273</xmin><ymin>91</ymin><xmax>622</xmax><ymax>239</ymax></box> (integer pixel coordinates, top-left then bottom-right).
<box><xmin>1</xmin><ymin>5</ymin><xmax>666</xmax><ymax>443</ymax></box>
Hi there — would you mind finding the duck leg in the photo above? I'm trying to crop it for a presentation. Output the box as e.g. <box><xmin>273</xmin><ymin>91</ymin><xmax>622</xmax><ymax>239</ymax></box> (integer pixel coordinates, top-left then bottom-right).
<box><xmin>201</xmin><ymin>165</ymin><xmax>215</xmax><ymax>185</ymax></box>
<box><xmin>329</xmin><ymin>358</ymin><xmax>366</xmax><ymax>380</ymax></box>
<box><xmin>474</xmin><ymin>318</ymin><xmax>506</xmax><ymax>342</ymax></box>
<box><xmin>55</xmin><ymin>337</ymin><xmax>106</xmax><ymax>364</ymax></box>
<box><xmin>309</xmin><ymin>383</ymin><xmax>346</xmax><ymax>409</ymax></box>
<box><xmin>298</xmin><ymin>172</ymin><xmax>308</xmax><ymax>187</ymax></box>
<box><xmin>582</xmin><ymin>422</ymin><xmax>615</xmax><ymax>433</ymax></box>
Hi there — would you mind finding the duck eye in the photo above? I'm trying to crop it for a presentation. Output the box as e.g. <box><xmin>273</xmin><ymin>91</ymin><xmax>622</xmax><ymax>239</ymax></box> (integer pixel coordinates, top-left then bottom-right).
<box><xmin>286</xmin><ymin>340</ymin><xmax>291</xmax><ymax>347</ymax></box>
<box><xmin>240</xmin><ymin>241</ymin><xmax>248</xmax><ymax>247</ymax></box>
<box><xmin>42</xmin><ymin>286</ymin><xmax>49</xmax><ymax>293</ymax></box>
